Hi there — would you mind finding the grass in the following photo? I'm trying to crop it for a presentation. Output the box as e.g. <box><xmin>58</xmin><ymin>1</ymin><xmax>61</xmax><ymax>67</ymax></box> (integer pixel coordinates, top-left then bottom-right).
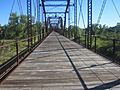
<box><xmin>0</xmin><ymin>35</ymin><xmax>41</xmax><ymax>65</ymax></box>
<box><xmin>0</xmin><ymin>40</ymin><xmax>28</xmax><ymax>65</ymax></box>
<box><xmin>0</xmin><ymin>42</ymin><xmax>16</xmax><ymax>64</ymax></box>
<box><xmin>79</xmin><ymin>34</ymin><xmax>120</xmax><ymax>60</ymax></box>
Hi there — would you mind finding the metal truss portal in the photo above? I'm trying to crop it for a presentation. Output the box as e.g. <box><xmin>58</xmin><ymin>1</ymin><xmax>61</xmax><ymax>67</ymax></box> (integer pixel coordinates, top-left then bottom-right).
<box><xmin>40</xmin><ymin>0</ymin><xmax>71</xmax><ymax>35</ymax></box>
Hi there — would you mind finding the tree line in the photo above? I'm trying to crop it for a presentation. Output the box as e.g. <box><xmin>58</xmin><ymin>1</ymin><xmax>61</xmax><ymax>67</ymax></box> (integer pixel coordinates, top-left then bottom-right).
<box><xmin>0</xmin><ymin>13</ymin><xmax>41</xmax><ymax>40</ymax></box>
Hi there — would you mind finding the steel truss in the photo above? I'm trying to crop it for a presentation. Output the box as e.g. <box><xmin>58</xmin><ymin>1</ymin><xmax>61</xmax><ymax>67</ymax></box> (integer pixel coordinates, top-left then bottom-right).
<box><xmin>40</xmin><ymin>0</ymin><xmax>72</xmax><ymax>35</ymax></box>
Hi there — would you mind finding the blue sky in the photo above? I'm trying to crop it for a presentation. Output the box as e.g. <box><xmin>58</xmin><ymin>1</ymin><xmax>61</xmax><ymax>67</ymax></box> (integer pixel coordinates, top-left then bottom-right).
<box><xmin>0</xmin><ymin>0</ymin><xmax>120</xmax><ymax>28</ymax></box>
<box><xmin>93</xmin><ymin>0</ymin><xmax>120</xmax><ymax>27</ymax></box>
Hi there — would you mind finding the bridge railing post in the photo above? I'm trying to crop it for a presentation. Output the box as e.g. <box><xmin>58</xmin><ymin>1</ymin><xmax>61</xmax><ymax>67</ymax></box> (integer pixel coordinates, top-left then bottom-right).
<box><xmin>42</xmin><ymin>28</ymin><xmax>44</xmax><ymax>39</ymax></box>
<box><xmin>94</xmin><ymin>36</ymin><xmax>97</xmax><ymax>52</ymax></box>
<box><xmin>85</xmin><ymin>33</ymin><xmax>87</xmax><ymax>48</ymax></box>
<box><xmin>15</xmin><ymin>38</ymin><xmax>19</xmax><ymax>65</ymax></box>
<box><xmin>38</xmin><ymin>34</ymin><xmax>39</xmax><ymax>41</ymax></box>
<box><xmin>113</xmin><ymin>39</ymin><xmax>116</xmax><ymax>56</ymax></box>
<box><xmin>68</xmin><ymin>30</ymin><xmax>70</xmax><ymax>39</ymax></box>
<box><xmin>79</xmin><ymin>37</ymin><xmax>80</xmax><ymax>44</ymax></box>
<box><xmin>38</xmin><ymin>29</ymin><xmax>41</xmax><ymax>41</ymax></box>
<box><xmin>34</xmin><ymin>34</ymin><xmax>36</xmax><ymax>44</ymax></box>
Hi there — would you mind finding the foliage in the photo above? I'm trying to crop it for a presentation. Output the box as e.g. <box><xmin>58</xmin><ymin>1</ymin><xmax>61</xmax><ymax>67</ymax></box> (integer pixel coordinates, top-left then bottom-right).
<box><xmin>0</xmin><ymin>13</ymin><xmax>41</xmax><ymax>40</ymax></box>
<box><xmin>77</xmin><ymin>24</ymin><xmax>120</xmax><ymax>60</ymax></box>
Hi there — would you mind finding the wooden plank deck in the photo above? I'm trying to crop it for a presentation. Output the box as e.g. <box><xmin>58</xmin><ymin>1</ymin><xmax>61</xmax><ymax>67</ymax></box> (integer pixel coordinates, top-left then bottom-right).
<box><xmin>0</xmin><ymin>31</ymin><xmax>120</xmax><ymax>90</ymax></box>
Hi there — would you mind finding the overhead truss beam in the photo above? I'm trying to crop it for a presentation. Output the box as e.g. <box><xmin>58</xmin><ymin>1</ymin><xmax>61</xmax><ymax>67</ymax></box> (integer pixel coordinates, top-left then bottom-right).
<box><xmin>46</xmin><ymin>12</ymin><xmax>66</xmax><ymax>14</ymax></box>
<box><xmin>45</xmin><ymin>0</ymin><xmax>67</xmax><ymax>1</ymax></box>
<box><xmin>44</xmin><ymin>4</ymin><xmax>73</xmax><ymax>7</ymax></box>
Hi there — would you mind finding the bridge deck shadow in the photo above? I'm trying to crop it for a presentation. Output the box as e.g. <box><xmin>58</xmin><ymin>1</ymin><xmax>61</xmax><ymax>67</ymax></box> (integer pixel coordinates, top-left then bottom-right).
<box><xmin>0</xmin><ymin>31</ymin><xmax>120</xmax><ymax>90</ymax></box>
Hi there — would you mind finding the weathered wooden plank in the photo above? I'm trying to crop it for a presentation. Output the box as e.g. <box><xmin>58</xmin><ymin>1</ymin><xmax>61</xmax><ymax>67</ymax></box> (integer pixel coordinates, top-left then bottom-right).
<box><xmin>0</xmin><ymin>32</ymin><xmax>83</xmax><ymax>90</ymax></box>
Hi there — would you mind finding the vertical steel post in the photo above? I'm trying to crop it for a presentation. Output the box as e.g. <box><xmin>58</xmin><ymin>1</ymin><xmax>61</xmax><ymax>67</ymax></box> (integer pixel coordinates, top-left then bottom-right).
<box><xmin>16</xmin><ymin>38</ymin><xmax>19</xmax><ymax>65</ymax></box>
<box><xmin>68</xmin><ymin>6</ymin><xmax>70</xmax><ymax>39</ymax></box>
<box><xmin>37</xmin><ymin>0</ymin><xmax>41</xmax><ymax>40</ymax></box>
<box><xmin>74</xmin><ymin>0</ymin><xmax>77</xmax><ymax>40</ymax></box>
<box><xmin>45</xmin><ymin>14</ymin><xmax>48</xmax><ymax>35</ymax></box>
<box><xmin>60</xmin><ymin>17</ymin><xmax>63</xmax><ymax>35</ymax></box>
<box><xmin>113</xmin><ymin>39</ymin><xmax>116</xmax><ymax>55</ymax></box>
<box><xmin>49</xmin><ymin>17</ymin><xmax>51</xmax><ymax>32</ymax></box>
<box><xmin>85</xmin><ymin>31</ymin><xmax>87</xmax><ymax>47</ymax></box>
<box><xmin>41</xmin><ymin>0</ymin><xmax>46</xmax><ymax>38</ymax></box>
<box><xmin>27</xmin><ymin>0</ymin><xmax>32</xmax><ymax>49</ymax></box>
<box><xmin>87</xmin><ymin>0</ymin><xmax>92</xmax><ymax>48</ymax></box>
<box><xmin>41</xmin><ymin>8</ymin><xmax>44</xmax><ymax>39</ymax></box>
<box><xmin>64</xmin><ymin>13</ymin><xmax>67</xmax><ymax>36</ymax></box>
<box><xmin>95</xmin><ymin>36</ymin><xmax>97</xmax><ymax>52</ymax></box>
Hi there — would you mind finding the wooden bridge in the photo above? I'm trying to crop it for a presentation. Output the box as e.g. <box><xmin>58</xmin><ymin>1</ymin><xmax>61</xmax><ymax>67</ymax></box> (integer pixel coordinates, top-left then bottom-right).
<box><xmin>0</xmin><ymin>31</ymin><xmax>120</xmax><ymax>90</ymax></box>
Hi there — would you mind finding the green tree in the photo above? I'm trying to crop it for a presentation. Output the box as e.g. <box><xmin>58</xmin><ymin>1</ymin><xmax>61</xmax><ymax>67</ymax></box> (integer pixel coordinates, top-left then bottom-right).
<box><xmin>5</xmin><ymin>13</ymin><xmax>19</xmax><ymax>39</ymax></box>
<box><xmin>6</xmin><ymin>13</ymin><xmax>28</xmax><ymax>39</ymax></box>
